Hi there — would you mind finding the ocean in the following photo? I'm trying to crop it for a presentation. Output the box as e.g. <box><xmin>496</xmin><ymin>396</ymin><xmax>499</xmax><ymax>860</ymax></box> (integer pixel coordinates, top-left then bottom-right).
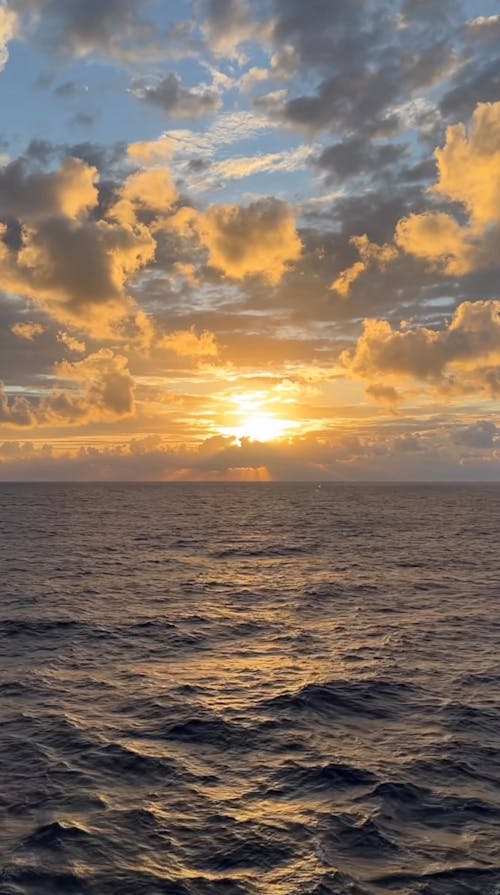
<box><xmin>0</xmin><ymin>482</ymin><xmax>499</xmax><ymax>895</ymax></box>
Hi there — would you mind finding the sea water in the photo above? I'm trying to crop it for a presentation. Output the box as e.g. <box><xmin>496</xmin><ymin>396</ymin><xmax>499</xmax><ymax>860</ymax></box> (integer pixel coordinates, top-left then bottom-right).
<box><xmin>1</xmin><ymin>483</ymin><xmax>499</xmax><ymax>894</ymax></box>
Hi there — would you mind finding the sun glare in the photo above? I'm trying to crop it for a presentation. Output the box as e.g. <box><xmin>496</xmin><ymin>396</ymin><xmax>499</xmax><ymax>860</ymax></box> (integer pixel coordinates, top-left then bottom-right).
<box><xmin>216</xmin><ymin>391</ymin><xmax>301</xmax><ymax>442</ymax></box>
<box><xmin>235</xmin><ymin>412</ymin><xmax>290</xmax><ymax>442</ymax></box>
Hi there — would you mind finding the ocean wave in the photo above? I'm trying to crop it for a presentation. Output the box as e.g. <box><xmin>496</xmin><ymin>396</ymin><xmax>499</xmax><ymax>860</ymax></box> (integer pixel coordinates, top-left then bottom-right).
<box><xmin>262</xmin><ymin>678</ymin><xmax>425</xmax><ymax>719</ymax></box>
<box><xmin>1</xmin><ymin>482</ymin><xmax>500</xmax><ymax>895</ymax></box>
<box><xmin>212</xmin><ymin>543</ymin><xmax>315</xmax><ymax>559</ymax></box>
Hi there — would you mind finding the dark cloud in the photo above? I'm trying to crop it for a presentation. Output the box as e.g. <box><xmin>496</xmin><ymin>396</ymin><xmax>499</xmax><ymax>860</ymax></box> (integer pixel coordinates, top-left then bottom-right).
<box><xmin>258</xmin><ymin>67</ymin><xmax>399</xmax><ymax>134</ymax></box>
<box><xmin>25</xmin><ymin>139</ymin><xmax>127</xmax><ymax>177</ymax></box>
<box><xmin>440</xmin><ymin>57</ymin><xmax>500</xmax><ymax>121</ymax></box>
<box><xmin>24</xmin><ymin>138</ymin><xmax>57</xmax><ymax>166</ymax></box>
<box><xmin>53</xmin><ymin>80</ymin><xmax>83</xmax><ymax>99</ymax></box>
<box><xmin>251</xmin><ymin>0</ymin><xmax>483</xmax><ymax>148</ymax></box>
<box><xmin>12</xmin><ymin>0</ymin><xmax>157</xmax><ymax>61</ymax></box>
<box><xmin>271</xmin><ymin>0</ymin><xmax>368</xmax><ymax>71</ymax></box>
<box><xmin>316</xmin><ymin>137</ymin><xmax>407</xmax><ymax>182</ymax></box>
<box><xmin>456</xmin><ymin>420</ymin><xmax>499</xmax><ymax>449</ymax></box>
<box><xmin>0</xmin><ymin>382</ymin><xmax>35</xmax><ymax>426</ymax></box>
<box><xmin>132</xmin><ymin>73</ymin><xmax>221</xmax><ymax>119</ymax></box>
<box><xmin>70</xmin><ymin>112</ymin><xmax>98</xmax><ymax>128</ymax></box>
<box><xmin>0</xmin><ymin>156</ymin><xmax>97</xmax><ymax>222</ymax></box>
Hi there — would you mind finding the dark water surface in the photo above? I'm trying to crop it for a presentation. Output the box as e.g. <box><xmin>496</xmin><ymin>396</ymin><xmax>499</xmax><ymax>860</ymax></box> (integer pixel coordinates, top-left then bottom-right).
<box><xmin>1</xmin><ymin>483</ymin><xmax>499</xmax><ymax>895</ymax></box>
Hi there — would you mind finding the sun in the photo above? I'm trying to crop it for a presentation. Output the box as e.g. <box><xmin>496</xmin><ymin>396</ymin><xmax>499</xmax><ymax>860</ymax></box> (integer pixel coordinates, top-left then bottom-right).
<box><xmin>235</xmin><ymin>411</ymin><xmax>290</xmax><ymax>442</ymax></box>
<box><xmin>217</xmin><ymin>391</ymin><xmax>300</xmax><ymax>442</ymax></box>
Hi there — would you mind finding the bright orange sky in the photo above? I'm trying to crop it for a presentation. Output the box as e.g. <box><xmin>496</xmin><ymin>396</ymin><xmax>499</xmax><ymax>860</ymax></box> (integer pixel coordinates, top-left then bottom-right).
<box><xmin>0</xmin><ymin>1</ymin><xmax>499</xmax><ymax>480</ymax></box>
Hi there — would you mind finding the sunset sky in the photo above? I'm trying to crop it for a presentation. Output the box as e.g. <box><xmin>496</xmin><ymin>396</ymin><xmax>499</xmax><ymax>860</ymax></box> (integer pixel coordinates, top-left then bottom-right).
<box><xmin>0</xmin><ymin>0</ymin><xmax>499</xmax><ymax>480</ymax></box>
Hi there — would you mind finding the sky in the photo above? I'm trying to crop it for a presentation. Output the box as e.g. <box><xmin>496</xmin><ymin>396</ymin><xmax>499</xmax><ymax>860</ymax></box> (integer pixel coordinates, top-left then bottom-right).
<box><xmin>0</xmin><ymin>0</ymin><xmax>499</xmax><ymax>481</ymax></box>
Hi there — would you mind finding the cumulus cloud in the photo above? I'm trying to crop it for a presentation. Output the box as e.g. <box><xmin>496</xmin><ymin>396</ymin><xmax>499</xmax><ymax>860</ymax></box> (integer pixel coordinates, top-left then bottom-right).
<box><xmin>395</xmin><ymin>102</ymin><xmax>500</xmax><ymax>274</ymax></box>
<box><xmin>196</xmin><ymin>197</ymin><xmax>302</xmax><ymax>284</ymax></box>
<box><xmin>0</xmin><ymin>216</ymin><xmax>154</xmax><ymax>334</ymax></box>
<box><xmin>127</xmin><ymin>136</ymin><xmax>176</xmax><ymax>166</ymax></box>
<box><xmin>0</xmin><ymin>381</ymin><xmax>35</xmax><ymax>426</ymax></box>
<box><xmin>110</xmin><ymin>167</ymin><xmax>178</xmax><ymax>226</ymax></box>
<box><xmin>0</xmin><ymin>156</ymin><xmax>98</xmax><ymax>221</ymax></box>
<box><xmin>334</xmin><ymin>102</ymin><xmax>500</xmax><ymax>292</ymax></box>
<box><xmin>132</xmin><ymin>73</ymin><xmax>221</xmax><ymax>119</ymax></box>
<box><xmin>0</xmin><ymin>348</ymin><xmax>136</xmax><ymax>428</ymax></box>
<box><xmin>343</xmin><ymin>300</ymin><xmax>500</xmax><ymax>397</ymax></box>
<box><xmin>0</xmin><ymin>156</ymin><xmax>167</xmax><ymax>335</ymax></box>
<box><xmin>432</xmin><ymin>101</ymin><xmax>500</xmax><ymax>228</ymax></box>
<box><xmin>51</xmin><ymin>348</ymin><xmax>135</xmax><ymax>421</ymax></box>
<box><xmin>331</xmin><ymin>235</ymin><xmax>398</xmax><ymax>296</ymax></box>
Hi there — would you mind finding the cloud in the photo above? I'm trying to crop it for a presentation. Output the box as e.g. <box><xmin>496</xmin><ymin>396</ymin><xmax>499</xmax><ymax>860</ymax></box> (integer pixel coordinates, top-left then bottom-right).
<box><xmin>51</xmin><ymin>348</ymin><xmax>135</xmax><ymax>420</ymax></box>
<box><xmin>127</xmin><ymin>136</ymin><xmax>176</xmax><ymax>166</ymax></box>
<box><xmin>0</xmin><ymin>215</ymin><xmax>154</xmax><ymax>335</ymax></box>
<box><xmin>365</xmin><ymin>383</ymin><xmax>401</xmax><ymax>406</ymax></box>
<box><xmin>202</xmin><ymin>0</ymin><xmax>271</xmax><ymax>58</ymax></box>
<box><xmin>56</xmin><ymin>331</ymin><xmax>86</xmax><ymax>353</ymax></box>
<box><xmin>110</xmin><ymin>167</ymin><xmax>178</xmax><ymax>226</ymax></box>
<box><xmin>466</xmin><ymin>15</ymin><xmax>500</xmax><ymax>40</ymax></box>
<box><xmin>0</xmin><ymin>348</ymin><xmax>136</xmax><ymax>428</ymax></box>
<box><xmin>331</xmin><ymin>235</ymin><xmax>398</xmax><ymax>296</ymax></box>
<box><xmin>129</xmin><ymin>111</ymin><xmax>274</xmax><ymax>172</ymax></box>
<box><xmin>0</xmin><ymin>156</ymin><xmax>168</xmax><ymax>335</ymax></box>
<box><xmin>456</xmin><ymin>419</ymin><xmax>499</xmax><ymax>449</ymax></box>
<box><xmin>12</xmin><ymin>0</ymin><xmax>159</xmax><ymax>63</ymax></box>
<box><xmin>431</xmin><ymin>101</ymin><xmax>500</xmax><ymax>228</ymax></box>
<box><xmin>53</xmin><ymin>79</ymin><xmax>87</xmax><ymax>99</ymax></box>
<box><xmin>316</xmin><ymin>136</ymin><xmax>406</xmax><ymax>182</ymax></box>
<box><xmin>2</xmin><ymin>420</ymin><xmax>500</xmax><ymax>481</ymax></box>
<box><xmin>132</xmin><ymin>73</ymin><xmax>221</xmax><ymax>119</ymax></box>
<box><xmin>159</xmin><ymin>327</ymin><xmax>219</xmax><ymax>359</ymax></box>
<box><xmin>11</xmin><ymin>321</ymin><xmax>44</xmax><ymax>340</ymax></box>
<box><xmin>342</xmin><ymin>300</ymin><xmax>500</xmax><ymax>397</ymax></box>
<box><xmin>0</xmin><ymin>381</ymin><xmax>35</xmax><ymax>426</ymax></box>
<box><xmin>0</xmin><ymin>156</ymin><xmax>98</xmax><ymax>221</ymax></box>
<box><xmin>0</xmin><ymin>3</ymin><xmax>18</xmax><ymax>70</ymax></box>
<box><xmin>239</xmin><ymin>66</ymin><xmax>270</xmax><ymax>93</ymax></box>
<box><xmin>195</xmin><ymin>197</ymin><xmax>302</xmax><ymax>283</ymax></box>
<box><xmin>181</xmin><ymin>144</ymin><xmax>312</xmax><ymax>191</ymax></box>
<box><xmin>396</xmin><ymin>101</ymin><xmax>500</xmax><ymax>273</ymax></box>
<box><xmin>334</xmin><ymin>102</ymin><xmax>500</xmax><ymax>291</ymax></box>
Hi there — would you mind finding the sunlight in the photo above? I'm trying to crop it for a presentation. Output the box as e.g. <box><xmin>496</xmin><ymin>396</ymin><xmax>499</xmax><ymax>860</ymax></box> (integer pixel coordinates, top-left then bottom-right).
<box><xmin>217</xmin><ymin>392</ymin><xmax>298</xmax><ymax>442</ymax></box>
<box><xmin>235</xmin><ymin>411</ymin><xmax>290</xmax><ymax>442</ymax></box>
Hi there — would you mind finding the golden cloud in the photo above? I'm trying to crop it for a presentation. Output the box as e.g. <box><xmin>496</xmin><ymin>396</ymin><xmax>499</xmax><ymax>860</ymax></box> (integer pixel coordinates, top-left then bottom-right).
<box><xmin>343</xmin><ymin>300</ymin><xmax>500</xmax><ymax>397</ymax></box>
<box><xmin>331</xmin><ymin>235</ymin><xmax>398</xmax><ymax>296</ymax></box>
<box><xmin>11</xmin><ymin>321</ymin><xmax>45</xmax><ymax>341</ymax></box>
<box><xmin>159</xmin><ymin>326</ymin><xmax>219</xmax><ymax>358</ymax></box>
<box><xmin>0</xmin><ymin>349</ymin><xmax>136</xmax><ymax>428</ymax></box>
<box><xmin>196</xmin><ymin>197</ymin><xmax>302</xmax><ymax>283</ymax></box>
<box><xmin>110</xmin><ymin>167</ymin><xmax>179</xmax><ymax>227</ymax></box>
<box><xmin>333</xmin><ymin>102</ymin><xmax>500</xmax><ymax>293</ymax></box>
